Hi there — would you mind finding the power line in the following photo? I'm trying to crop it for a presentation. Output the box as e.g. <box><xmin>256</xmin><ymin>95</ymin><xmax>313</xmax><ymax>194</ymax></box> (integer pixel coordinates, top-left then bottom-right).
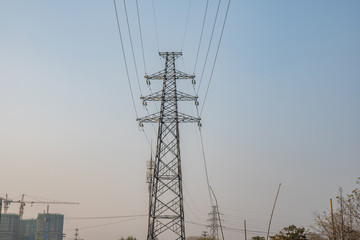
<box><xmin>197</xmin><ymin>0</ymin><xmax>222</xmax><ymax>95</ymax></box>
<box><xmin>221</xmin><ymin>207</ymin><xmax>309</xmax><ymax>221</ymax></box>
<box><xmin>181</xmin><ymin>0</ymin><xmax>192</xmax><ymax>51</ymax></box>
<box><xmin>193</xmin><ymin>0</ymin><xmax>210</xmax><ymax>74</ymax></box>
<box><xmin>122</xmin><ymin>1</ymin><xmax>155</xmax><ymax>147</ymax></box>
<box><xmin>66</xmin><ymin>217</ymin><xmax>142</xmax><ymax>231</ymax></box>
<box><xmin>194</xmin><ymin>4</ymin><xmax>232</xmax><ymax>227</ymax></box>
<box><xmin>222</xmin><ymin>212</ymin><xmax>306</xmax><ymax>224</ymax></box>
<box><xmin>199</xmin><ymin>127</ymin><xmax>214</xmax><ymax>206</ymax></box>
<box><xmin>112</xmin><ymin>0</ymin><xmax>138</xmax><ymax>118</ymax></box>
<box><xmin>221</xmin><ymin>216</ymin><xmax>277</xmax><ymax>225</ymax></box>
<box><xmin>123</xmin><ymin>0</ymin><xmax>158</xmax><ymax>151</ymax></box>
<box><xmin>185</xmin><ymin>221</ymin><xmax>277</xmax><ymax>235</ymax></box>
<box><xmin>136</xmin><ymin>0</ymin><xmax>147</xmax><ymax>74</ymax></box>
<box><xmin>222</xmin><ymin>219</ymin><xmax>285</xmax><ymax>230</ymax></box>
<box><xmin>200</xmin><ymin>0</ymin><xmax>231</xmax><ymax>116</ymax></box>
<box><xmin>223</xmin><ymin>226</ymin><xmax>276</xmax><ymax>235</ymax></box>
<box><xmin>122</xmin><ymin>1</ymin><xmax>157</xmax><ymax>155</ymax></box>
<box><xmin>66</xmin><ymin>214</ymin><xmax>146</xmax><ymax>220</ymax></box>
<box><xmin>113</xmin><ymin>0</ymin><xmax>153</xmax><ymax>151</ymax></box>
<box><xmin>184</xmin><ymin>198</ymin><xmax>205</xmax><ymax>223</ymax></box>
<box><xmin>152</xmin><ymin>0</ymin><xmax>160</xmax><ymax>51</ymax></box>
<box><xmin>140</xmin><ymin>125</ymin><xmax>152</xmax><ymax>150</ymax></box>
<box><xmin>123</xmin><ymin>0</ymin><xmax>143</xmax><ymax>97</ymax></box>
<box><xmin>186</xmin><ymin>220</ymin><xmax>207</xmax><ymax>227</ymax></box>
<box><xmin>183</xmin><ymin>183</ymin><xmax>207</xmax><ymax>216</ymax></box>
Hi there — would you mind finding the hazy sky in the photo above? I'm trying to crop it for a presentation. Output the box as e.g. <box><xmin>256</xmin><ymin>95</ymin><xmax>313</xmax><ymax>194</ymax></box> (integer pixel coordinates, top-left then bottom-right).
<box><xmin>1</xmin><ymin>1</ymin><xmax>359</xmax><ymax>240</ymax></box>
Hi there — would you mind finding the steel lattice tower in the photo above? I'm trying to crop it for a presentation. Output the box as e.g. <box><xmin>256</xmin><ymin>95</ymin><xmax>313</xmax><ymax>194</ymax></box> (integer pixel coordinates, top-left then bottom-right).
<box><xmin>208</xmin><ymin>206</ymin><xmax>220</xmax><ymax>240</ymax></box>
<box><xmin>137</xmin><ymin>52</ymin><xmax>200</xmax><ymax>240</ymax></box>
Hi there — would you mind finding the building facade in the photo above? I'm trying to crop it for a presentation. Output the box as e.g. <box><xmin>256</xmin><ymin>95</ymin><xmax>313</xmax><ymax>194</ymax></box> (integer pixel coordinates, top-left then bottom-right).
<box><xmin>0</xmin><ymin>214</ymin><xmax>20</xmax><ymax>240</ymax></box>
<box><xmin>0</xmin><ymin>213</ymin><xmax>64</xmax><ymax>240</ymax></box>
<box><xmin>35</xmin><ymin>214</ymin><xmax>64</xmax><ymax>240</ymax></box>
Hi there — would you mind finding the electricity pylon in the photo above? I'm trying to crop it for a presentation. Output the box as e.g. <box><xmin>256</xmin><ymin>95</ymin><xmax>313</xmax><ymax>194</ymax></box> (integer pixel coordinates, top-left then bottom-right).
<box><xmin>137</xmin><ymin>52</ymin><xmax>200</xmax><ymax>240</ymax></box>
<box><xmin>208</xmin><ymin>206</ymin><xmax>220</xmax><ymax>240</ymax></box>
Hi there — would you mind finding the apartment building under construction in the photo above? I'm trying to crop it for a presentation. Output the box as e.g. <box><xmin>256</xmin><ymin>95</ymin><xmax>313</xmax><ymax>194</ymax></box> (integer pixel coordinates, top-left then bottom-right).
<box><xmin>0</xmin><ymin>213</ymin><xmax>64</xmax><ymax>240</ymax></box>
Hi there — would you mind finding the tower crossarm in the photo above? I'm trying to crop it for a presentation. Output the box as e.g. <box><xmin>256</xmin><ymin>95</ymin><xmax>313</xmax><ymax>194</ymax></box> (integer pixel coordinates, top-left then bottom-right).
<box><xmin>141</xmin><ymin>91</ymin><xmax>198</xmax><ymax>102</ymax></box>
<box><xmin>145</xmin><ymin>70</ymin><xmax>194</xmax><ymax>80</ymax></box>
<box><xmin>158</xmin><ymin>51</ymin><xmax>183</xmax><ymax>59</ymax></box>
<box><xmin>137</xmin><ymin>112</ymin><xmax>200</xmax><ymax>124</ymax></box>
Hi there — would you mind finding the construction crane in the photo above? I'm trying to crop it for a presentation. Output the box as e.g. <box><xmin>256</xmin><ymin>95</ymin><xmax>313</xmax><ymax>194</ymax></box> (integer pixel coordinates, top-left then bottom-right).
<box><xmin>0</xmin><ymin>194</ymin><xmax>11</xmax><ymax>214</ymax></box>
<box><xmin>1</xmin><ymin>194</ymin><xmax>79</xmax><ymax>219</ymax></box>
<box><xmin>1</xmin><ymin>194</ymin><xmax>79</xmax><ymax>240</ymax></box>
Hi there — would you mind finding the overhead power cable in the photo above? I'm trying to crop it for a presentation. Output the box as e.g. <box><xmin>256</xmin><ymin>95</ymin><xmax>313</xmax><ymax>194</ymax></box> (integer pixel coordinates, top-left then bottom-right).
<box><xmin>223</xmin><ymin>226</ymin><xmax>276</xmax><ymax>235</ymax></box>
<box><xmin>183</xmin><ymin>183</ymin><xmax>207</xmax><ymax>216</ymax></box>
<box><xmin>112</xmin><ymin>0</ymin><xmax>138</xmax><ymax>118</ymax></box>
<box><xmin>123</xmin><ymin>0</ymin><xmax>156</xmax><ymax>149</ymax></box>
<box><xmin>222</xmin><ymin>214</ymin><xmax>288</xmax><ymax>224</ymax></box>
<box><xmin>123</xmin><ymin>0</ymin><xmax>143</xmax><ymax>96</ymax></box>
<box><xmin>152</xmin><ymin>0</ymin><xmax>160</xmax><ymax>51</ymax></box>
<box><xmin>197</xmin><ymin>0</ymin><xmax>222</xmax><ymax>95</ymax></box>
<box><xmin>200</xmin><ymin>0</ymin><xmax>231</xmax><ymax>116</ymax></box>
<box><xmin>193</xmin><ymin>0</ymin><xmax>210</xmax><ymax>74</ymax></box>
<box><xmin>185</xmin><ymin>221</ymin><xmax>276</xmax><ymax>235</ymax></box>
<box><xmin>185</xmin><ymin>220</ymin><xmax>207</xmax><ymax>227</ymax></box>
<box><xmin>199</xmin><ymin>128</ymin><xmax>214</xmax><ymax>206</ymax></box>
<box><xmin>136</xmin><ymin>0</ymin><xmax>147</xmax><ymax>74</ymax></box>
<box><xmin>66</xmin><ymin>214</ymin><xmax>146</xmax><ymax>220</ymax></box>
<box><xmin>188</xmin><ymin>1</ymin><xmax>215</xmax><ymax>206</ymax></box>
<box><xmin>140</xmin><ymin>126</ymin><xmax>152</xmax><ymax>150</ymax></box>
<box><xmin>181</xmin><ymin>0</ymin><xmax>192</xmax><ymax>51</ymax></box>
<box><xmin>135</xmin><ymin>0</ymin><xmax>159</xmax><ymax>146</ymax></box>
<box><xmin>183</xmin><ymin>198</ymin><xmax>205</xmax><ymax>223</ymax></box>
<box><xmin>113</xmin><ymin>0</ymin><xmax>153</xmax><ymax>150</ymax></box>
<box><xmin>124</xmin><ymin>1</ymin><xmax>155</xmax><ymax>145</ymax></box>
<box><xmin>66</xmin><ymin>217</ymin><xmax>142</xmax><ymax>231</ymax></box>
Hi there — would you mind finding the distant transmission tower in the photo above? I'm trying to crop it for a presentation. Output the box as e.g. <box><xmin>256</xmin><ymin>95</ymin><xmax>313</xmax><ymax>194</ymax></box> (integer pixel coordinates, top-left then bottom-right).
<box><xmin>74</xmin><ymin>228</ymin><xmax>83</xmax><ymax>240</ymax></box>
<box><xmin>137</xmin><ymin>52</ymin><xmax>200</xmax><ymax>240</ymax></box>
<box><xmin>208</xmin><ymin>206</ymin><xmax>220</xmax><ymax>240</ymax></box>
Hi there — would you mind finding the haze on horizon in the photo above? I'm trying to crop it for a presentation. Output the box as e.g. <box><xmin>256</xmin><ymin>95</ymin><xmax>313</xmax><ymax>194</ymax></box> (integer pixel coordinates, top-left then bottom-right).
<box><xmin>0</xmin><ymin>1</ymin><xmax>359</xmax><ymax>240</ymax></box>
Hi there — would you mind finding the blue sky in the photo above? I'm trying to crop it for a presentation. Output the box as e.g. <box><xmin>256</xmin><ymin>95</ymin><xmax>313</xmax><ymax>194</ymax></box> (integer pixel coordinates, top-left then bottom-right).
<box><xmin>0</xmin><ymin>1</ymin><xmax>359</xmax><ymax>240</ymax></box>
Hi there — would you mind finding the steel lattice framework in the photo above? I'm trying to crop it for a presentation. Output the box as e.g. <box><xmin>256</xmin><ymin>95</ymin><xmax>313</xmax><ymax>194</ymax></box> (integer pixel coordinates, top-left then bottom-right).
<box><xmin>137</xmin><ymin>52</ymin><xmax>200</xmax><ymax>240</ymax></box>
<box><xmin>208</xmin><ymin>206</ymin><xmax>220</xmax><ymax>240</ymax></box>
